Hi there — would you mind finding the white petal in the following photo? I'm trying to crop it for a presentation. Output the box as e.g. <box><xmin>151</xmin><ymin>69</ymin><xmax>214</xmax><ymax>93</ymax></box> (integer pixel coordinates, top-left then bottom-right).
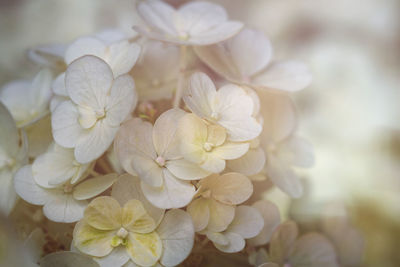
<box><xmin>52</xmin><ymin>73</ymin><xmax>67</xmax><ymax>96</ymax></box>
<box><xmin>111</xmin><ymin>174</ymin><xmax>165</xmax><ymax>226</ymax></box>
<box><xmin>136</xmin><ymin>0</ymin><xmax>177</xmax><ymax>36</ymax></box>
<box><xmin>290</xmin><ymin>233</ymin><xmax>339</xmax><ymax>267</ymax></box>
<box><xmin>14</xmin><ymin>165</ymin><xmax>53</xmax><ymax>205</ymax></box>
<box><xmin>0</xmin><ymin>101</ymin><xmax>18</xmax><ymax>155</ymax></box>
<box><xmin>278</xmin><ymin>136</ymin><xmax>315</xmax><ymax>168</ymax></box>
<box><xmin>0</xmin><ymin>169</ymin><xmax>17</xmax><ymax>215</ymax></box>
<box><xmin>209</xmin><ymin>173</ymin><xmax>253</xmax><ymax>205</ymax></box>
<box><xmin>212</xmin><ymin>142</ymin><xmax>250</xmax><ymax>160</ymax></box>
<box><xmin>156</xmin><ymin>209</ymin><xmax>194</xmax><ymax>267</ymax></box>
<box><xmin>105</xmin><ymin>74</ymin><xmax>136</xmax><ymax>127</ymax></box>
<box><xmin>248</xmin><ymin>200</ymin><xmax>281</xmax><ymax>246</ymax></box>
<box><xmin>94</xmin><ymin>246</ymin><xmax>130</xmax><ymax>267</ymax></box>
<box><xmin>74</xmin><ymin>120</ymin><xmax>118</xmax><ymax>164</ymax></box>
<box><xmin>64</xmin><ymin>37</ymin><xmax>106</xmax><ymax>65</ymax></box>
<box><xmin>73</xmin><ymin>173</ymin><xmax>118</xmax><ymax>200</ymax></box>
<box><xmin>259</xmin><ymin>91</ymin><xmax>297</xmax><ymax>143</ymax></box>
<box><xmin>28</xmin><ymin>43</ymin><xmax>66</xmax><ymax>69</ymax></box>
<box><xmin>166</xmin><ymin>158</ymin><xmax>210</xmax><ymax>180</ymax></box>
<box><xmin>52</xmin><ymin>100</ymin><xmax>83</xmax><ymax>148</ymax></box>
<box><xmin>207</xmin><ymin>199</ymin><xmax>235</xmax><ymax>233</ymax></box>
<box><xmin>152</xmin><ymin>108</ymin><xmax>186</xmax><ymax>159</ymax></box>
<box><xmin>186</xmin><ymin>198</ymin><xmax>209</xmax><ymax>232</ymax></box>
<box><xmin>252</xmin><ymin>61</ymin><xmax>312</xmax><ymax>92</ymax></box>
<box><xmin>183</xmin><ymin>72</ymin><xmax>217</xmax><ymax>119</ymax></box>
<box><xmin>43</xmin><ymin>193</ymin><xmax>87</xmax><ymax>223</ymax></box>
<box><xmin>186</xmin><ymin>22</ymin><xmax>243</xmax><ymax>46</ymax></box>
<box><xmin>25</xmin><ymin>115</ymin><xmax>53</xmax><ymax>158</ymax></box>
<box><xmin>141</xmin><ymin>169</ymin><xmax>195</xmax><ymax>209</ymax></box>
<box><xmin>213</xmin><ymin>232</ymin><xmax>245</xmax><ymax>253</ymax></box>
<box><xmin>226</xmin><ymin>205</ymin><xmax>264</xmax><ymax>239</ymax></box>
<box><xmin>227</xmin><ymin>147</ymin><xmax>266</xmax><ymax>176</ymax></box>
<box><xmin>0</xmin><ymin>80</ymin><xmax>31</xmax><ymax>125</ymax></box>
<box><xmin>266</xmin><ymin>155</ymin><xmax>303</xmax><ymax>198</ymax></box>
<box><xmin>108</xmin><ymin>42</ymin><xmax>141</xmax><ymax>77</ymax></box>
<box><xmin>65</xmin><ymin>55</ymin><xmax>113</xmax><ymax>109</ymax></box>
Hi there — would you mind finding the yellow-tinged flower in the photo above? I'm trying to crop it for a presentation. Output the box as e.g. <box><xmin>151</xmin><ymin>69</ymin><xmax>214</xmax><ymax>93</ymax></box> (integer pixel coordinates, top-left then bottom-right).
<box><xmin>74</xmin><ymin>196</ymin><xmax>162</xmax><ymax>267</ymax></box>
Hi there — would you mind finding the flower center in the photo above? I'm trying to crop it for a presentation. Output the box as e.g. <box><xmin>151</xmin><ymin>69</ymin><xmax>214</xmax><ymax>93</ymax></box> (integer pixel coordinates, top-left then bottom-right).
<box><xmin>63</xmin><ymin>183</ymin><xmax>73</xmax><ymax>193</ymax></box>
<box><xmin>203</xmin><ymin>142</ymin><xmax>213</xmax><ymax>152</ymax></box>
<box><xmin>210</xmin><ymin>111</ymin><xmax>219</xmax><ymax>120</ymax></box>
<box><xmin>155</xmin><ymin>156</ymin><xmax>166</xmax><ymax>167</ymax></box>
<box><xmin>178</xmin><ymin>31</ymin><xmax>190</xmax><ymax>40</ymax></box>
<box><xmin>117</xmin><ymin>227</ymin><xmax>129</xmax><ymax>239</ymax></box>
<box><xmin>95</xmin><ymin>108</ymin><xmax>106</xmax><ymax>119</ymax></box>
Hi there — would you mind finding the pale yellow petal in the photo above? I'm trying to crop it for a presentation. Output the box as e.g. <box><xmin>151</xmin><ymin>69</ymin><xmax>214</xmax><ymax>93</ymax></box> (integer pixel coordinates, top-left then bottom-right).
<box><xmin>126</xmin><ymin>232</ymin><xmax>162</xmax><ymax>267</ymax></box>
<box><xmin>186</xmin><ymin>198</ymin><xmax>210</xmax><ymax>232</ymax></box>
<box><xmin>122</xmin><ymin>199</ymin><xmax>156</xmax><ymax>234</ymax></box>
<box><xmin>84</xmin><ymin>196</ymin><xmax>122</xmax><ymax>231</ymax></box>
<box><xmin>211</xmin><ymin>172</ymin><xmax>253</xmax><ymax>205</ymax></box>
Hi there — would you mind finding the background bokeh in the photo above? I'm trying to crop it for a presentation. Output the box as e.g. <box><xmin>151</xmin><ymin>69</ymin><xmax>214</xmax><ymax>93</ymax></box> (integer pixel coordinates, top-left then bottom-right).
<box><xmin>1</xmin><ymin>0</ymin><xmax>399</xmax><ymax>266</ymax></box>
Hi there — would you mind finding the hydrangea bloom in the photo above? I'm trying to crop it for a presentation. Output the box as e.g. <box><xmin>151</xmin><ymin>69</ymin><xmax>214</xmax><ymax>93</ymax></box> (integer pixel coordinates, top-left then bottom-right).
<box><xmin>52</xmin><ymin>55</ymin><xmax>137</xmax><ymax>163</ymax></box>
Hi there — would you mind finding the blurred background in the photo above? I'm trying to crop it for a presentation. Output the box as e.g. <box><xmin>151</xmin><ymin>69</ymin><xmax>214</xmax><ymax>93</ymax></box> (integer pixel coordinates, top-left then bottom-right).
<box><xmin>0</xmin><ymin>0</ymin><xmax>399</xmax><ymax>266</ymax></box>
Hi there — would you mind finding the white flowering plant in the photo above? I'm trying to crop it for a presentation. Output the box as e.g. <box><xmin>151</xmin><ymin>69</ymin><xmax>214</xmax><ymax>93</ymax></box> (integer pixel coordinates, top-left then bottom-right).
<box><xmin>0</xmin><ymin>1</ymin><xmax>361</xmax><ymax>267</ymax></box>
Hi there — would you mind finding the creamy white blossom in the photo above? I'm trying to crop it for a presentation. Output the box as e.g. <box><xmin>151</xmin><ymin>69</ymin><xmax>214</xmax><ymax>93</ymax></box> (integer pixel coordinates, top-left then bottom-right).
<box><xmin>52</xmin><ymin>55</ymin><xmax>137</xmax><ymax>164</ymax></box>
<box><xmin>195</xmin><ymin>28</ymin><xmax>312</xmax><ymax>92</ymax></box>
<box><xmin>134</xmin><ymin>0</ymin><xmax>243</xmax><ymax>46</ymax></box>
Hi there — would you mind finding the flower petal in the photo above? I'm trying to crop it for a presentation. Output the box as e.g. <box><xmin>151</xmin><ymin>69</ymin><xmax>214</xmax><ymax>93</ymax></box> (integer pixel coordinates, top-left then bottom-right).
<box><xmin>269</xmin><ymin>221</ymin><xmax>298</xmax><ymax>264</ymax></box>
<box><xmin>84</xmin><ymin>196</ymin><xmax>122</xmax><ymax>230</ymax></box>
<box><xmin>43</xmin><ymin>194</ymin><xmax>87</xmax><ymax>223</ymax></box>
<box><xmin>73</xmin><ymin>174</ymin><xmax>118</xmax><ymax>200</ymax></box>
<box><xmin>73</xmin><ymin>220</ymin><xmax>115</xmax><ymax>257</ymax></box>
<box><xmin>40</xmin><ymin>251</ymin><xmax>100</xmax><ymax>267</ymax></box>
<box><xmin>111</xmin><ymin>174</ymin><xmax>165</xmax><ymax>226</ymax></box>
<box><xmin>187</xmin><ymin>198</ymin><xmax>210</xmax><ymax>232</ymax></box>
<box><xmin>0</xmin><ymin>169</ymin><xmax>18</xmax><ymax>215</ymax></box>
<box><xmin>213</xmin><ymin>232</ymin><xmax>245</xmax><ymax>253</ymax></box>
<box><xmin>226</xmin><ymin>205</ymin><xmax>264</xmax><ymax>239</ymax></box>
<box><xmin>141</xmin><ymin>169</ymin><xmax>195</xmax><ymax>209</ymax></box>
<box><xmin>156</xmin><ymin>209</ymin><xmax>194</xmax><ymax>267</ymax></box>
<box><xmin>65</xmin><ymin>37</ymin><xmax>106</xmax><ymax>65</ymax></box>
<box><xmin>166</xmin><ymin>158</ymin><xmax>210</xmax><ymax>180</ymax></box>
<box><xmin>248</xmin><ymin>200</ymin><xmax>281</xmax><ymax>246</ymax></box>
<box><xmin>108</xmin><ymin>42</ymin><xmax>141</xmax><ymax>77</ymax></box>
<box><xmin>278</xmin><ymin>136</ymin><xmax>315</xmax><ymax>168</ymax></box>
<box><xmin>126</xmin><ymin>232</ymin><xmax>162</xmax><ymax>267</ymax></box>
<box><xmin>207</xmin><ymin>198</ymin><xmax>235</xmax><ymax>233</ymax></box>
<box><xmin>0</xmin><ymin>101</ymin><xmax>18</xmax><ymax>156</ymax></box>
<box><xmin>227</xmin><ymin>147</ymin><xmax>266</xmax><ymax>176</ymax></box>
<box><xmin>94</xmin><ymin>246</ymin><xmax>130</xmax><ymax>267</ymax></box>
<box><xmin>208</xmin><ymin>173</ymin><xmax>253</xmax><ymax>205</ymax></box>
<box><xmin>122</xmin><ymin>199</ymin><xmax>157</xmax><ymax>234</ymax></box>
<box><xmin>212</xmin><ymin>142</ymin><xmax>250</xmax><ymax>160</ymax></box>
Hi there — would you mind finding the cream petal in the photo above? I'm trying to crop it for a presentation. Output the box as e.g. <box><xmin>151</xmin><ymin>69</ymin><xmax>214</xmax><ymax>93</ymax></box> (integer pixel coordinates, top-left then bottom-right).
<box><xmin>278</xmin><ymin>136</ymin><xmax>315</xmax><ymax>168</ymax></box>
<box><xmin>73</xmin><ymin>220</ymin><xmax>115</xmax><ymax>257</ymax></box>
<box><xmin>126</xmin><ymin>232</ymin><xmax>162</xmax><ymax>267</ymax></box>
<box><xmin>187</xmin><ymin>22</ymin><xmax>243</xmax><ymax>46</ymax></box>
<box><xmin>166</xmin><ymin>158</ymin><xmax>210</xmax><ymax>180</ymax></box>
<box><xmin>136</xmin><ymin>0</ymin><xmax>177</xmax><ymax>36</ymax></box>
<box><xmin>52</xmin><ymin>100</ymin><xmax>83</xmax><ymax>148</ymax></box>
<box><xmin>248</xmin><ymin>200</ymin><xmax>281</xmax><ymax>246</ymax></box>
<box><xmin>206</xmin><ymin>232</ymin><xmax>229</xmax><ymax>246</ymax></box>
<box><xmin>226</xmin><ymin>205</ymin><xmax>264</xmax><ymax>239</ymax></box>
<box><xmin>40</xmin><ymin>251</ymin><xmax>100</xmax><ymax>267</ymax></box>
<box><xmin>269</xmin><ymin>221</ymin><xmax>298</xmax><ymax>264</ymax></box>
<box><xmin>187</xmin><ymin>198</ymin><xmax>210</xmax><ymax>232</ymax></box>
<box><xmin>212</xmin><ymin>142</ymin><xmax>250</xmax><ymax>160</ymax></box>
<box><xmin>84</xmin><ymin>196</ymin><xmax>122</xmax><ymax>230</ymax></box>
<box><xmin>227</xmin><ymin>147</ymin><xmax>266</xmax><ymax>176</ymax></box>
<box><xmin>210</xmin><ymin>172</ymin><xmax>253</xmax><ymax>205</ymax></box>
<box><xmin>74</xmin><ymin>120</ymin><xmax>119</xmax><ymax>164</ymax></box>
<box><xmin>152</xmin><ymin>108</ymin><xmax>186</xmax><ymax>159</ymax></box>
<box><xmin>0</xmin><ymin>169</ymin><xmax>18</xmax><ymax>215</ymax></box>
<box><xmin>207</xmin><ymin>199</ymin><xmax>235</xmax><ymax>232</ymax></box>
<box><xmin>14</xmin><ymin>165</ymin><xmax>54</xmax><ymax>206</ymax></box>
<box><xmin>52</xmin><ymin>72</ymin><xmax>67</xmax><ymax>96</ymax></box>
<box><xmin>266</xmin><ymin>154</ymin><xmax>303</xmax><ymax>198</ymax></box>
<box><xmin>213</xmin><ymin>232</ymin><xmax>245</xmax><ymax>253</ymax></box>
<box><xmin>94</xmin><ymin>246</ymin><xmax>130</xmax><ymax>267</ymax></box>
<box><xmin>259</xmin><ymin>91</ymin><xmax>297</xmax><ymax>143</ymax></box>
<box><xmin>25</xmin><ymin>115</ymin><xmax>53</xmax><ymax>158</ymax></box>
<box><xmin>141</xmin><ymin>169</ymin><xmax>195</xmax><ymax>209</ymax></box>
<box><xmin>43</xmin><ymin>194</ymin><xmax>87</xmax><ymax>223</ymax></box>
<box><xmin>65</xmin><ymin>55</ymin><xmax>113</xmax><ymax>109</ymax></box>
<box><xmin>111</xmin><ymin>174</ymin><xmax>165</xmax><ymax>226</ymax></box>
<box><xmin>105</xmin><ymin>75</ymin><xmax>136</xmax><ymax>127</ymax></box>
<box><xmin>73</xmin><ymin>174</ymin><xmax>118</xmax><ymax>200</ymax></box>
<box><xmin>122</xmin><ymin>199</ymin><xmax>157</xmax><ymax>234</ymax></box>
<box><xmin>156</xmin><ymin>209</ymin><xmax>194</xmax><ymax>267</ymax></box>
<box><xmin>108</xmin><ymin>42</ymin><xmax>141</xmax><ymax>77</ymax></box>
<box><xmin>289</xmin><ymin>233</ymin><xmax>339</xmax><ymax>267</ymax></box>
<box><xmin>0</xmin><ymin>102</ymin><xmax>18</xmax><ymax>155</ymax></box>
<box><xmin>65</xmin><ymin>37</ymin><xmax>106</xmax><ymax>65</ymax></box>
<box><xmin>200</xmin><ymin>153</ymin><xmax>225</xmax><ymax>173</ymax></box>
<box><xmin>252</xmin><ymin>61</ymin><xmax>312</xmax><ymax>92</ymax></box>
<box><xmin>28</xmin><ymin>43</ymin><xmax>66</xmax><ymax>69</ymax></box>
<box><xmin>183</xmin><ymin>73</ymin><xmax>217</xmax><ymax>119</ymax></box>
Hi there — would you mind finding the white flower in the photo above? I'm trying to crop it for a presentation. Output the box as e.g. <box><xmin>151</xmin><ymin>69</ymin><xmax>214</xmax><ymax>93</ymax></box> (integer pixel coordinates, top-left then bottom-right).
<box><xmin>28</xmin><ymin>43</ymin><xmax>67</xmax><ymax>71</ymax></box>
<box><xmin>73</xmin><ymin>196</ymin><xmax>194</xmax><ymax>267</ymax></box>
<box><xmin>114</xmin><ymin>109</ymin><xmax>209</xmax><ymax>209</ymax></box>
<box><xmin>131</xmin><ymin>40</ymin><xmax>180</xmax><ymax>101</ymax></box>
<box><xmin>195</xmin><ymin>28</ymin><xmax>312</xmax><ymax>92</ymax></box>
<box><xmin>204</xmin><ymin>205</ymin><xmax>264</xmax><ymax>253</ymax></box>
<box><xmin>133</xmin><ymin>0</ymin><xmax>243</xmax><ymax>46</ymax></box>
<box><xmin>183</xmin><ymin>72</ymin><xmax>262</xmax><ymax>142</ymax></box>
<box><xmin>50</xmin><ymin>29</ymin><xmax>141</xmax><ymax>112</ymax></box>
<box><xmin>0</xmin><ymin>102</ymin><xmax>27</xmax><ymax>215</ymax></box>
<box><xmin>259</xmin><ymin>91</ymin><xmax>314</xmax><ymax>198</ymax></box>
<box><xmin>0</xmin><ymin>69</ymin><xmax>53</xmax><ymax>127</ymax></box>
<box><xmin>52</xmin><ymin>55</ymin><xmax>137</xmax><ymax>164</ymax></box>
<box><xmin>14</xmin><ymin>165</ymin><xmax>118</xmax><ymax>223</ymax></box>
<box><xmin>255</xmin><ymin>221</ymin><xmax>339</xmax><ymax>267</ymax></box>
<box><xmin>187</xmin><ymin>173</ymin><xmax>253</xmax><ymax>232</ymax></box>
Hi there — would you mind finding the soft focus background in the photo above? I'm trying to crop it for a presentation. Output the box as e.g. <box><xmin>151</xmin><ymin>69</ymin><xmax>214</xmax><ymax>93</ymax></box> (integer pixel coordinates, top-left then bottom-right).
<box><xmin>0</xmin><ymin>0</ymin><xmax>399</xmax><ymax>266</ymax></box>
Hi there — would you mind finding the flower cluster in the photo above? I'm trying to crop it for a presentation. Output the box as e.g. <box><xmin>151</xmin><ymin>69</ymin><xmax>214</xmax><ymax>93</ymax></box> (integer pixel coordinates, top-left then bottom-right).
<box><xmin>0</xmin><ymin>1</ymin><xmax>348</xmax><ymax>266</ymax></box>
